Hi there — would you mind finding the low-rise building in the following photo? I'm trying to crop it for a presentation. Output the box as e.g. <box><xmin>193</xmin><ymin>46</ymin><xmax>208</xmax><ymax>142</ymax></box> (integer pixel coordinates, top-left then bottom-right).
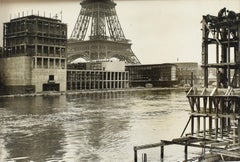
<box><xmin>125</xmin><ymin>63</ymin><xmax>177</xmax><ymax>87</ymax></box>
<box><xmin>67</xmin><ymin>61</ymin><xmax>129</xmax><ymax>90</ymax></box>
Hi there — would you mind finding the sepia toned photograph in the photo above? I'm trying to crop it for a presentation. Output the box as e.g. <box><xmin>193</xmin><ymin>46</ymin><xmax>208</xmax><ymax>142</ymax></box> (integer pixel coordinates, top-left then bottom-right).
<box><xmin>0</xmin><ymin>0</ymin><xmax>240</xmax><ymax>161</ymax></box>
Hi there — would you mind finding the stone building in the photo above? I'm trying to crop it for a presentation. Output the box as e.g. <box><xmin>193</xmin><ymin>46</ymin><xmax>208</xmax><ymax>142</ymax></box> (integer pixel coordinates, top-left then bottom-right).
<box><xmin>67</xmin><ymin>61</ymin><xmax>129</xmax><ymax>90</ymax></box>
<box><xmin>0</xmin><ymin>15</ymin><xmax>67</xmax><ymax>94</ymax></box>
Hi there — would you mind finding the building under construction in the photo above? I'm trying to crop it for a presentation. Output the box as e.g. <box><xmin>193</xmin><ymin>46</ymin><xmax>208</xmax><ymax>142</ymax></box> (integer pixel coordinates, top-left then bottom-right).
<box><xmin>134</xmin><ymin>8</ymin><xmax>240</xmax><ymax>162</ymax></box>
<box><xmin>0</xmin><ymin>15</ymin><xmax>67</xmax><ymax>94</ymax></box>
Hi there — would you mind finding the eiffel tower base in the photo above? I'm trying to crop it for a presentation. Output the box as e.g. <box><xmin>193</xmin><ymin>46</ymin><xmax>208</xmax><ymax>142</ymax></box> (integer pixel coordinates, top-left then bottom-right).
<box><xmin>67</xmin><ymin>39</ymin><xmax>140</xmax><ymax>64</ymax></box>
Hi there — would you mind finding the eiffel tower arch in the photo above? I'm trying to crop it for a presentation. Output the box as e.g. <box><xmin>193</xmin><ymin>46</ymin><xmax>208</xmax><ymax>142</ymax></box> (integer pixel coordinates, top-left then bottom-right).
<box><xmin>67</xmin><ymin>0</ymin><xmax>140</xmax><ymax>64</ymax></box>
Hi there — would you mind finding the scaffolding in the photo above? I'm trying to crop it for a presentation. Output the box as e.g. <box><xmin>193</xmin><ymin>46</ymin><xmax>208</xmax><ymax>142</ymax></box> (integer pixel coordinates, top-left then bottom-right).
<box><xmin>1</xmin><ymin>15</ymin><xmax>67</xmax><ymax>93</ymax></box>
<box><xmin>133</xmin><ymin>8</ymin><xmax>240</xmax><ymax>162</ymax></box>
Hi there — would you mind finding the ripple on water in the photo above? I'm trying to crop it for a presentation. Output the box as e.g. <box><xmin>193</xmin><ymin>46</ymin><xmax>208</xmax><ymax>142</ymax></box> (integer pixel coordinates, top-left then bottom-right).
<box><xmin>0</xmin><ymin>90</ymin><xmax>194</xmax><ymax>161</ymax></box>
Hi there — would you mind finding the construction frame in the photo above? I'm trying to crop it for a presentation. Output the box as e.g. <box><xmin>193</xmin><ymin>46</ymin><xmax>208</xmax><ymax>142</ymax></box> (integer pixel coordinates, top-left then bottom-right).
<box><xmin>133</xmin><ymin>8</ymin><xmax>240</xmax><ymax>162</ymax></box>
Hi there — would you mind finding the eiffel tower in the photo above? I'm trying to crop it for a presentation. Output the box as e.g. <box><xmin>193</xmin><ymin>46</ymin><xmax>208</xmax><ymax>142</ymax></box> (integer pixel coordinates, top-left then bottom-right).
<box><xmin>67</xmin><ymin>0</ymin><xmax>140</xmax><ymax>64</ymax></box>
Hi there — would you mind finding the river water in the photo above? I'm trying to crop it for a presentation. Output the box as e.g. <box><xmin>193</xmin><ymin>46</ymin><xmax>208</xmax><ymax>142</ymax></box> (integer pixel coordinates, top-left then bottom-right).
<box><xmin>0</xmin><ymin>89</ymin><xmax>202</xmax><ymax>162</ymax></box>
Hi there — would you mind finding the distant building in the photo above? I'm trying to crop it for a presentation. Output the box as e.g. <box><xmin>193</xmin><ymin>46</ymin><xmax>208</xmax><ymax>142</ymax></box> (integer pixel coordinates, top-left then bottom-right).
<box><xmin>0</xmin><ymin>15</ymin><xmax>67</xmax><ymax>94</ymax></box>
<box><xmin>125</xmin><ymin>63</ymin><xmax>177</xmax><ymax>87</ymax></box>
<box><xmin>175</xmin><ymin>62</ymin><xmax>199</xmax><ymax>86</ymax></box>
<box><xmin>67</xmin><ymin>61</ymin><xmax>129</xmax><ymax>90</ymax></box>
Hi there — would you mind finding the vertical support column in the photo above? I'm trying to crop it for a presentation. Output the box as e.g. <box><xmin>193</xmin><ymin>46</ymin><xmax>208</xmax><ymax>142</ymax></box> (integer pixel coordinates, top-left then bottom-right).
<box><xmin>160</xmin><ymin>145</ymin><xmax>164</xmax><ymax>160</ymax></box>
<box><xmin>79</xmin><ymin>71</ymin><xmax>82</xmax><ymax>90</ymax></box>
<box><xmin>197</xmin><ymin>97</ymin><xmax>200</xmax><ymax>136</ymax></box>
<box><xmin>75</xmin><ymin>71</ymin><xmax>77</xmax><ymax>90</ymax></box>
<box><xmin>121</xmin><ymin>72</ymin><xmax>123</xmax><ymax>88</ymax></box>
<box><xmin>202</xmin><ymin>18</ymin><xmax>209</xmax><ymax>88</ymax></box>
<box><xmin>221</xmin><ymin>28</ymin><xmax>228</xmax><ymax>88</ymax></box>
<box><xmin>203</xmin><ymin>116</ymin><xmax>206</xmax><ymax>138</ymax></box>
<box><xmin>216</xmin><ymin>28</ymin><xmax>220</xmax><ymax>88</ymax></box>
<box><xmin>134</xmin><ymin>147</ymin><xmax>138</xmax><ymax>162</ymax></box>
<box><xmin>184</xmin><ymin>142</ymin><xmax>188</xmax><ymax>162</ymax></box>
<box><xmin>220</xmin><ymin>98</ymin><xmax>225</xmax><ymax>138</ymax></box>
<box><xmin>190</xmin><ymin>71</ymin><xmax>194</xmax><ymax>87</ymax></box>
<box><xmin>113</xmin><ymin>72</ymin><xmax>115</xmax><ymax>89</ymax></box>
<box><xmin>105</xmin><ymin>72</ymin><xmax>109</xmax><ymax>89</ymax></box>
<box><xmin>236</xmin><ymin>24</ymin><xmax>240</xmax><ymax>63</ymax></box>
<box><xmin>89</xmin><ymin>72</ymin><xmax>92</xmax><ymax>90</ymax></box>
<box><xmin>84</xmin><ymin>72</ymin><xmax>87</xmax><ymax>90</ymax></box>
<box><xmin>232</xmin><ymin>100</ymin><xmax>237</xmax><ymax>144</ymax></box>
<box><xmin>41</xmin><ymin>45</ymin><xmax>44</xmax><ymax>56</ymax></box>
<box><xmin>54</xmin><ymin>47</ymin><xmax>56</xmax><ymax>57</ymax></box>
<box><xmin>102</xmin><ymin>72</ymin><xmax>104</xmax><ymax>89</ymax></box>
<box><xmin>227</xmin><ymin>29</ymin><xmax>231</xmax><ymax>86</ymax></box>
<box><xmin>215</xmin><ymin>116</ymin><xmax>219</xmax><ymax>139</ymax></box>
<box><xmin>47</xmin><ymin>58</ymin><xmax>50</xmax><ymax>69</ymax></box>
<box><xmin>238</xmin><ymin>118</ymin><xmax>240</xmax><ymax>144</ymax></box>
<box><xmin>191</xmin><ymin>115</ymin><xmax>194</xmax><ymax>136</ymax></box>
<box><xmin>142</xmin><ymin>153</ymin><xmax>147</xmax><ymax>162</ymax></box>
<box><xmin>34</xmin><ymin>56</ymin><xmax>37</xmax><ymax>69</ymax></box>
<box><xmin>209</xmin><ymin>97</ymin><xmax>212</xmax><ymax>138</ymax></box>
<box><xmin>197</xmin><ymin>116</ymin><xmax>200</xmax><ymax>136</ymax></box>
<box><xmin>70</xmin><ymin>71</ymin><xmax>73</xmax><ymax>91</ymax></box>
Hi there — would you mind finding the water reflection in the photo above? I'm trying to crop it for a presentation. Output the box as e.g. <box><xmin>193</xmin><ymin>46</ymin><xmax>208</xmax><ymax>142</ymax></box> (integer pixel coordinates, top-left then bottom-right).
<box><xmin>0</xmin><ymin>89</ymin><xmax>191</xmax><ymax>161</ymax></box>
<box><xmin>0</xmin><ymin>96</ymin><xmax>67</xmax><ymax>161</ymax></box>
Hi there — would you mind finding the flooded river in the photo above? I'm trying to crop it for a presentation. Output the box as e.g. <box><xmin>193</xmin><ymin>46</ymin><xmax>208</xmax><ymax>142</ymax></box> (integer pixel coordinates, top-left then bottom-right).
<box><xmin>0</xmin><ymin>89</ymin><xmax>201</xmax><ymax>162</ymax></box>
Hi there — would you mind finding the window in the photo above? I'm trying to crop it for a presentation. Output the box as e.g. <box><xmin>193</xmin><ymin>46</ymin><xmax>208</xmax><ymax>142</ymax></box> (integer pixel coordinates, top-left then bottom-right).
<box><xmin>49</xmin><ymin>75</ymin><xmax>54</xmax><ymax>81</ymax></box>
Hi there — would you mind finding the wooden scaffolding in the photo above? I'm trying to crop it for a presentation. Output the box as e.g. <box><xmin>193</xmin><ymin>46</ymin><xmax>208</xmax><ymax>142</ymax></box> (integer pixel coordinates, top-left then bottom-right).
<box><xmin>133</xmin><ymin>8</ymin><xmax>240</xmax><ymax>162</ymax></box>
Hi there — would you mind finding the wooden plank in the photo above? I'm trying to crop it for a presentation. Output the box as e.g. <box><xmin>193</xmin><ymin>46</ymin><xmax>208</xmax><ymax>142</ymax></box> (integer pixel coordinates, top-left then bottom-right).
<box><xmin>211</xmin><ymin>149</ymin><xmax>240</xmax><ymax>158</ymax></box>
<box><xmin>210</xmin><ymin>141</ymin><xmax>230</xmax><ymax>147</ymax></box>
<box><xmin>134</xmin><ymin>142</ymin><xmax>165</xmax><ymax>150</ymax></box>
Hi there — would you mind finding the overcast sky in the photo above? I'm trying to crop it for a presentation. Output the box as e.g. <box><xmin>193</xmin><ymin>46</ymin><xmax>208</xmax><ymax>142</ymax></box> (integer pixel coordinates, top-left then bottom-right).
<box><xmin>0</xmin><ymin>0</ymin><xmax>239</xmax><ymax>64</ymax></box>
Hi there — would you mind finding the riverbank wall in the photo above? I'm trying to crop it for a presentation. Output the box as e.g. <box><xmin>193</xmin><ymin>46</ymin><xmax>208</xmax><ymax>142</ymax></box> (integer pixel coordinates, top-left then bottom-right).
<box><xmin>0</xmin><ymin>87</ymin><xmax>187</xmax><ymax>98</ymax></box>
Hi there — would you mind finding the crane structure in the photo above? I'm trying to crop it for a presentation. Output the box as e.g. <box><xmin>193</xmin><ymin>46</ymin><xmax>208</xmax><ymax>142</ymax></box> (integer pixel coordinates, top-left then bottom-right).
<box><xmin>67</xmin><ymin>0</ymin><xmax>140</xmax><ymax>64</ymax></box>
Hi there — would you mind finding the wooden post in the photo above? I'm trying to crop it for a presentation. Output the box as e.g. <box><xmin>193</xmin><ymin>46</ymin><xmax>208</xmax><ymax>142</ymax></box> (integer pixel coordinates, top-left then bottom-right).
<box><xmin>203</xmin><ymin>116</ymin><xmax>206</xmax><ymax>138</ymax></box>
<box><xmin>142</xmin><ymin>153</ymin><xmax>147</xmax><ymax>162</ymax></box>
<box><xmin>209</xmin><ymin>97</ymin><xmax>212</xmax><ymax>138</ymax></box>
<box><xmin>215</xmin><ymin>99</ymin><xmax>219</xmax><ymax>139</ymax></box>
<box><xmin>197</xmin><ymin>116</ymin><xmax>200</xmax><ymax>136</ymax></box>
<box><xmin>191</xmin><ymin>115</ymin><xmax>194</xmax><ymax>135</ymax></box>
<box><xmin>215</xmin><ymin>117</ymin><xmax>218</xmax><ymax>139</ymax></box>
<box><xmin>203</xmin><ymin>97</ymin><xmax>207</xmax><ymax>113</ymax></box>
<box><xmin>227</xmin><ymin>29</ymin><xmax>231</xmax><ymax>86</ymax></box>
<box><xmin>134</xmin><ymin>147</ymin><xmax>138</xmax><ymax>162</ymax></box>
<box><xmin>190</xmin><ymin>71</ymin><xmax>194</xmax><ymax>87</ymax></box>
<box><xmin>202</xmin><ymin>19</ymin><xmax>209</xmax><ymax>88</ymax></box>
<box><xmin>197</xmin><ymin>97</ymin><xmax>200</xmax><ymax>112</ymax></box>
<box><xmin>220</xmin><ymin>98</ymin><xmax>224</xmax><ymax>138</ymax></box>
<box><xmin>184</xmin><ymin>143</ymin><xmax>188</xmax><ymax>161</ymax></box>
<box><xmin>160</xmin><ymin>145</ymin><xmax>164</xmax><ymax>160</ymax></box>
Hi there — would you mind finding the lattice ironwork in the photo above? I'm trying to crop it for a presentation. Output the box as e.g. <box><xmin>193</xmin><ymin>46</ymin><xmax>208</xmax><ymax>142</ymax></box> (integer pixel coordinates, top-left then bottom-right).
<box><xmin>68</xmin><ymin>0</ymin><xmax>140</xmax><ymax>64</ymax></box>
<box><xmin>70</xmin><ymin>0</ymin><xmax>125</xmax><ymax>41</ymax></box>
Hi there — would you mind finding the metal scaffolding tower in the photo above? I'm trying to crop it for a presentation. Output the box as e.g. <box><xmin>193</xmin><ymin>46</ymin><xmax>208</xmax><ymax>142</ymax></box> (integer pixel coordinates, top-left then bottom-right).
<box><xmin>67</xmin><ymin>0</ymin><xmax>140</xmax><ymax>64</ymax></box>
